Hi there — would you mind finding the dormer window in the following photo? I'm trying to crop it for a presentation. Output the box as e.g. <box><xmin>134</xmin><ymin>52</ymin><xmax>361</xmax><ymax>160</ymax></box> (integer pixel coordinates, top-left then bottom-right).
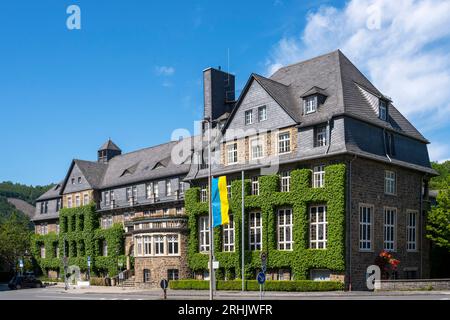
<box><xmin>379</xmin><ymin>100</ymin><xmax>387</xmax><ymax>121</ymax></box>
<box><xmin>304</xmin><ymin>96</ymin><xmax>317</xmax><ymax>114</ymax></box>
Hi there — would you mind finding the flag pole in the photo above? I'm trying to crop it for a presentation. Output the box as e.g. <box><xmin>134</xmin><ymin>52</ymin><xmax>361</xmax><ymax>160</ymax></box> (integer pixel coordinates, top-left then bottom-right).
<box><xmin>207</xmin><ymin>118</ymin><xmax>214</xmax><ymax>301</ymax></box>
<box><xmin>241</xmin><ymin>170</ymin><xmax>245</xmax><ymax>291</ymax></box>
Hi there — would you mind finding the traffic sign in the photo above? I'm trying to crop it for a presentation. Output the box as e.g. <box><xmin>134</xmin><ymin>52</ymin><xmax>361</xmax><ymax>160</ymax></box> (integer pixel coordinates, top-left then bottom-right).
<box><xmin>160</xmin><ymin>279</ymin><xmax>168</xmax><ymax>290</ymax></box>
<box><xmin>257</xmin><ymin>272</ymin><xmax>266</xmax><ymax>285</ymax></box>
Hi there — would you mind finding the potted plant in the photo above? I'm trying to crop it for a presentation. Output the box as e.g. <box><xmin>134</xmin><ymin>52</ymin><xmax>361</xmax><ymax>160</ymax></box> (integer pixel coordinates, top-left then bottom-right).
<box><xmin>374</xmin><ymin>250</ymin><xmax>400</xmax><ymax>280</ymax></box>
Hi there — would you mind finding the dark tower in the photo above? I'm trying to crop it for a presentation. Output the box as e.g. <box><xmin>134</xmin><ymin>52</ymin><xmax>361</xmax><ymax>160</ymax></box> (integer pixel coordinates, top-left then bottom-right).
<box><xmin>203</xmin><ymin>67</ymin><xmax>235</xmax><ymax>121</ymax></box>
<box><xmin>98</xmin><ymin>139</ymin><xmax>122</xmax><ymax>163</ymax></box>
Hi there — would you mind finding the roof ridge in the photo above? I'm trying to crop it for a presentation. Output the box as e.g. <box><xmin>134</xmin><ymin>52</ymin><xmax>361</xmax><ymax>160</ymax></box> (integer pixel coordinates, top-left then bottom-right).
<box><xmin>271</xmin><ymin>49</ymin><xmax>341</xmax><ymax>75</ymax></box>
<box><xmin>108</xmin><ymin>139</ymin><xmax>181</xmax><ymax>160</ymax></box>
<box><xmin>253</xmin><ymin>73</ymin><xmax>290</xmax><ymax>87</ymax></box>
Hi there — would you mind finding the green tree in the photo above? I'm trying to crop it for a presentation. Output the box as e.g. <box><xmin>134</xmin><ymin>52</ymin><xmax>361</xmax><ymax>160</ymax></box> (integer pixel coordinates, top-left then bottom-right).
<box><xmin>427</xmin><ymin>176</ymin><xmax>450</xmax><ymax>250</ymax></box>
<box><xmin>430</xmin><ymin>161</ymin><xmax>450</xmax><ymax>190</ymax></box>
<box><xmin>0</xmin><ymin>213</ymin><xmax>32</xmax><ymax>270</ymax></box>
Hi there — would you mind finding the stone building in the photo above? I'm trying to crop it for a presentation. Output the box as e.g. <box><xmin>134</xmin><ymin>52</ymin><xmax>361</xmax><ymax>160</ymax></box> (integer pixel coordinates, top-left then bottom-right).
<box><xmin>32</xmin><ymin>50</ymin><xmax>436</xmax><ymax>290</ymax></box>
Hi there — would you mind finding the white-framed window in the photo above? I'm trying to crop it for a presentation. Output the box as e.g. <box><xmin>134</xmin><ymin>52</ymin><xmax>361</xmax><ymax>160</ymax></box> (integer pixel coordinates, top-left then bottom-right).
<box><xmin>278</xmin><ymin>131</ymin><xmax>291</xmax><ymax>154</ymax></box>
<box><xmin>245</xmin><ymin>109</ymin><xmax>253</xmax><ymax>125</ymax></box>
<box><xmin>383</xmin><ymin>207</ymin><xmax>397</xmax><ymax>251</ymax></box>
<box><xmin>359</xmin><ymin>204</ymin><xmax>373</xmax><ymax>251</ymax></box>
<box><xmin>379</xmin><ymin>100</ymin><xmax>387</xmax><ymax>121</ymax></box>
<box><xmin>250</xmin><ymin>137</ymin><xmax>264</xmax><ymax>160</ymax></box>
<box><xmin>135</xmin><ymin>236</ymin><xmax>143</xmax><ymax>256</ymax></box>
<box><xmin>78</xmin><ymin>177</ymin><xmax>82</xmax><ymax>184</ymax></box>
<box><xmin>102</xmin><ymin>215</ymin><xmax>113</xmax><ymax>229</ymax></box>
<box><xmin>146</xmin><ymin>183</ymin><xmax>152</xmax><ymax>199</ymax></box>
<box><xmin>385</xmin><ymin>170</ymin><xmax>396</xmax><ymax>195</ymax></box>
<box><xmin>67</xmin><ymin>196</ymin><xmax>72</xmax><ymax>208</ymax></box>
<box><xmin>199</xmin><ymin>216</ymin><xmax>210</xmax><ymax>252</ymax></box>
<box><xmin>102</xmin><ymin>240</ymin><xmax>108</xmax><ymax>256</ymax></box>
<box><xmin>277</xmin><ymin>208</ymin><xmax>293</xmax><ymax>250</ymax></box>
<box><xmin>154</xmin><ymin>235</ymin><xmax>164</xmax><ymax>255</ymax></box>
<box><xmin>251</xmin><ymin>176</ymin><xmax>259</xmax><ymax>195</ymax></box>
<box><xmin>407</xmin><ymin>210</ymin><xmax>418</xmax><ymax>252</ymax></box>
<box><xmin>166</xmin><ymin>180</ymin><xmax>172</xmax><ymax>196</ymax></box>
<box><xmin>313</xmin><ymin>165</ymin><xmax>325</xmax><ymax>188</ymax></box>
<box><xmin>56</xmin><ymin>198</ymin><xmax>62</xmax><ymax>212</ymax></box>
<box><xmin>179</xmin><ymin>181</ymin><xmax>185</xmax><ymax>195</ymax></box>
<box><xmin>40</xmin><ymin>245</ymin><xmax>46</xmax><ymax>258</ymax></box>
<box><xmin>83</xmin><ymin>194</ymin><xmax>89</xmax><ymax>205</ymax></box>
<box><xmin>40</xmin><ymin>223</ymin><xmax>48</xmax><ymax>235</ymax></box>
<box><xmin>154</xmin><ymin>183</ymin><xmax>159</xmax><ymax>198</ymax></box>
<box><xmin>311</xmin><ymin>269</ymin><xmax>331</xmax><ymax>281</ymax></box>
<box><xmin>168</xmin><ymin>269</ymin><xmax>179</xmax><ymax>281</ymax></box>
<box><xmin>280</xmin><ymin>171</ymin><xmax>290</xmax><ymax>192</ymax></box>
<box><xmin>315</xmin><ymin>125</ymin><xmax>327</xmax><ymax>147</ymax></box>
<box><xmin>304</xmin><ymin>96</ymin><xmax>317</xmax><ymax>114</ymax></box>
<box><xmin>163</xmin><ymin>208</ymin><xmax>169</xmax><ymax>216</ymax></box>
<box><xmin>56</xmin><ymin>223</ymin><xmax>60</xmax><ymax>234</ymax></box>
<box><xmin>176</xmin><ymin>207</ymin><xmax>183</xmax><ymax>215</ymax></box>
<box><xmin>227</xmin><ymin>143</ymin><xmax>238</xmax><ymax>165</ymax></box>
<box><xmin>104</xmin><ymin>191</ymin><xmax>110</xmax><ymax>205</ymax></box>
<box><xmin>227</xmin><ymin>183</ymin><xmax>232</xmax><ymax>198</ymax></box>
<box><xmin>75</xmin><ymin>195</ymin><xmax>80</xmax><ymax>207</ymax></box>
<box><xmin>309</xmin><ymin>205</ymin><xmax>327</xmax><ymax>249</ymax></box>
<box><xmin>168</xmin><ymin>234</ymin><xmax>179</xmax><ymax>255</ymax></box>
<box><xmin>143</xmin><ymin>235</ymin><xmax>152</xmax><ymax>255</ymax></box>
<box><xmin>143</xmin><ymin>269</ymin><xmax>151</xmax><ymax>282</ymax></box>
<box><xmin>223</xmin><ymin>215</ymin><xmax>235</xmax><ymax>252</ymax></box>
<box><xmin>258</xmin><ymin>106</ymin><xmax>267</xmax><ymax>122</ymax></box>
<box><xmin>249</xmin><ymin>212</ymin><xmax>262</xmax><ymax>251</ymax></box>
<box><xmin>126</xmin><ymin>186</ymin><xmax>138</xmax><ymax>201</ymax></box>
<box><xmin>200</xmin><ymin>185</ymin><xmax>208</xmax><ymax>203</ymax></box>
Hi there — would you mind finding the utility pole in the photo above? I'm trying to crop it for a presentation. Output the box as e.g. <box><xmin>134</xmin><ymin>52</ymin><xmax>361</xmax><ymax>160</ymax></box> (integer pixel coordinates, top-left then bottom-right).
<box><xmin>206</xmin><ymin>118</ymin><xmax>215</xmax><ymax>301</ymax></box>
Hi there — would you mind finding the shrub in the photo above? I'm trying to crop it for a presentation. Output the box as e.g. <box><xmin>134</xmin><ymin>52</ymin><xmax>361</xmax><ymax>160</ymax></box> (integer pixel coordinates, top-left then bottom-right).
<box><xmin>169</xmin><ymin>280</ymin><xmax>344</xmax><ymax>291</ymax></box>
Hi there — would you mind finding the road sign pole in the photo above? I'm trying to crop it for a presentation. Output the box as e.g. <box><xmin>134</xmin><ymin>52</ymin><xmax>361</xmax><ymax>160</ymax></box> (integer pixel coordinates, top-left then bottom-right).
<box><xmin>260</xmin><ymin>284</ymin><xmax>262</xmax><ymax>300</ymax></box>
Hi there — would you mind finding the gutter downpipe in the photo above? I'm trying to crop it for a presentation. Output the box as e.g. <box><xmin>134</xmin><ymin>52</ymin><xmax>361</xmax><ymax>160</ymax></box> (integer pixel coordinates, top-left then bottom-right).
<box><xmin>348</xmin><ymin>154</ymin><xmax>357</xmax><ymax>291</ymax></box>
<box><xmin>326</xmin><ymin>118</ymin><xmax>332</xmax><ymax>154</ymax></box>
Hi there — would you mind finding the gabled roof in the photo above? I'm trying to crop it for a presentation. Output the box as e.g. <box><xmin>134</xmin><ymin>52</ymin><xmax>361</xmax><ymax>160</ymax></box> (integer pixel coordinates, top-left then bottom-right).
<box><xmin>99</xmin><ymin>139</ymin><xmax>121</xmax><ymax>152</ymax></box>
<box><xmin>269</xmin><ymin>49</ymin><xmax>428</xmax><ymax>142</ymax></box>
<box><xmin>36</xmin><ymin>182</ymin><xmax>63</xmax><ymax>201</ymax></box>
<box><xmin>60</xmin><ymin>159</ymin><xmax>108</xmax><ymax>192</ymax></box>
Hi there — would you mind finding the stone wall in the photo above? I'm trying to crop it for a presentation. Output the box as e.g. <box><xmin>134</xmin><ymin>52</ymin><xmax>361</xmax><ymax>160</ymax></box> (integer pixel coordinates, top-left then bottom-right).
<box><xmin>376</xmin><ymin>279</ymin><xmax>450</xmax><ymax>291</ymax></box>
<box><xmin>348</xmin><ymin>157</ymin><xmax>430</xmax><ymax>290</ymax></box>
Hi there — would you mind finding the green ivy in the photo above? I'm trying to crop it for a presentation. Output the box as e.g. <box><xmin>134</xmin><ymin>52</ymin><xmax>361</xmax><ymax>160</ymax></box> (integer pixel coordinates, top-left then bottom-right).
<box><xmin>185</xmin><ymin>164</ymin><xmax>346</xmax><ymax>281</ymax></box>
<box><xmin>31</xmin><ymin>203</ymin><xmax>125</xmax><ymax>277</ymax></box>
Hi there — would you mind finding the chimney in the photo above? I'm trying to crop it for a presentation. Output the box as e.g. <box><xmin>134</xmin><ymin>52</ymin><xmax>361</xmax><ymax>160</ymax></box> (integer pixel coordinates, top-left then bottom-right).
<box><xmin>203</xmin><ymin>67</ymin><xmax>235</xmax><ymax>121</ymax></box>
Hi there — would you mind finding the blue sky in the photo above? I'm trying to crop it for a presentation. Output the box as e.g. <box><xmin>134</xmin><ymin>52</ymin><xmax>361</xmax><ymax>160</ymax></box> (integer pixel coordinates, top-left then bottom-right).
<box><xmin>1</xmin><ymin>0</ymin><xmax>449</xmax><ymax>186</ymax></box>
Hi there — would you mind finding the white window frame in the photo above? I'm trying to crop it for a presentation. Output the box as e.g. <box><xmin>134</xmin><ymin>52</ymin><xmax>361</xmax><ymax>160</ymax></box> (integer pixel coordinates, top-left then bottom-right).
<box><xmin>315</xmin><ymin>125</ymin><xmax>327</xmax><ymax>147</ymax></box>
<box><xmin>249</xmin><ymin>212</ymin><xmax>262</xmax><ymax>251</ymax></box>
<box><xmin>154</xmin><ymin>183</ymin><xmax>159</xmax><ymax>198</ymax></box>
<box><xmin>384</xmin><ymin>170</ymin><xmax>396</xmax><ymax>195</ymax></box>
<box><xmin>199</xmin><ymin>216</ymin><xmax>210</xmax><ymax>253</ymax></box>
<box><xmin>102</xmin><ymin>240</ymin><xmax>108</xmax><ymax>257</ymax></box>
<box><xmin>166</xmin><ymin>180</ymin><xmax>172</xmax><ymax>196</ymax></box>
<box><xmin>227</xmin><ymin>143</ymin><xmax>238</xmax><ymax>165</ymax></box>
<box><xmin>304</xmin><ymin>96</ymin><xmax>317</xmax><ymax>114</ymax></box>
<box><xmin>251</xmin><ymin>176</ymin><xmax>259</xmax><ymax>195</ymax></box>
<box><xmin>146</xmin><ymin>183</ymin><xmax>152</xmax><ymax>199</ymax></box>
<box><xmin>277</xmin><ymin>208</ymin><xmax>293</xmax><ymax>251</ymax></box>
<box><xmin>83</xmin><ymin>193</ymin><xmax>89</xmax><ymax>205</ymax></box>
<box><xmin>309</xmin><ymin>205</ymin><xmax>327</xmax><ymax>249</ymax></box>
<box><xmin>258</xmin><ymin>106</ymin><xmax>267</xmax><ymax>122</ymax></box>
<box><xmin>200</xmin><ymin>186</ymin><xmax>208</xmax><ymax>203</ymax></box>
<box><xmin>223</xmin><ymin>215</ymin><xmax>235</xmax><ymax>252</ymax></box>
<box><xmin>67</xmin><ymin>196</ymin><xmax>72</xmax><ymax>208</ymax></box>
<box><xmin>168</xmin><ymin>234</ymin><xmax>179</xmax><ymax>255</ymax></box>
<box><xmin>143</xmin><ymin>235</ymin><xmax>152</xmax><ymax>256</ymax></box>
<box><xmin>245</xmin><ymin>109</ymin><xmax>253</xmax><ymax>125</ymax></box>
<box><xmin>359</xmin><ymin>204</ymin><xmax>373</xmax><ymax>251</ymax></box>
<box><xmin>154</xmin><ymin>235</ymin><xmax>165</xmax><ymax>255</ymax></box>
<box><xmin>407</xmin><ymin>210</ymin><xmax>418</xmax><ymax>252</ymax></box>
<box><xmin>250</xmin><ymin>137</ymin><xmax>264</xmax><ymax>160</ymax></box>
<box><xmin>75</xmin><ymin>195</ymin><xmax>80</xmax><ymax>207</ymax></box>
<box><xmin>313</xmin><ymin>165</ymin><xmax>325</xmax><ymax>188</ymax></box>
<box><xmin>280</xmin><ymin>171</ymin><xmax>290</xmax><ymax>192</ymax></box>
<box><xmin>135</xmin><ymin>236</ymin><xmax>143</xmax><ymax>256</ymax></box>
<box><xmin>383</xmin><ymin>207</ymin><xmax>397</xmax><ymax>251</ymax></box>
<box><xmin>278</xmin><ymin>131</ymin><xmax>291</xmax><ymax>154</ymax></box>
<box><xmin>40</xmin><ymin>245</ymin><xmax>46</xmax><ymax>258</ymax></box>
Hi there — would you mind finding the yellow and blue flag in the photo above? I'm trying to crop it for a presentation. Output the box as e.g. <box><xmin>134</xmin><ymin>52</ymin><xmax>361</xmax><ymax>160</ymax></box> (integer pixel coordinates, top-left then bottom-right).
<box><xmin>212</xmin><ymin>176</ymin><xmax>229</xmax><ymax>227</ymax></box>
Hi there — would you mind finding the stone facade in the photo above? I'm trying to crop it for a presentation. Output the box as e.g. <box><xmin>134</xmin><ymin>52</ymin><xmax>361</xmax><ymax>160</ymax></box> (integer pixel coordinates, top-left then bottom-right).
<box><xmin>347</xmin><ymin>157</ymin><xmax>430</xmax><ymax>290</ymax></box>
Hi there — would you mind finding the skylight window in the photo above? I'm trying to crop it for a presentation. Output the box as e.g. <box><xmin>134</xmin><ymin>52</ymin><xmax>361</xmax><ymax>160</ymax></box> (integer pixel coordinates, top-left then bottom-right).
<box><xmin>379</xmin><ymin>100</ymin><xmax>387</xmax><ymax>121</ymax></box>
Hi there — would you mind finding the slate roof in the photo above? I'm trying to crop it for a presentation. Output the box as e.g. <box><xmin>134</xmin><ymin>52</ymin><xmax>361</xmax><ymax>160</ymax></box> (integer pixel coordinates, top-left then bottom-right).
<box><xmin>99</xmin><ymin>139</ymin><xmax>121</xmax><ymax>151</ymax></box>
<box><xmin>99</xmin><ymin>139</ymin><xmax>192</xmax><ymax>189</ymax></box>
<box><xmin>37</xmin><ymin>183</ymin><xmax>63</xmax><ymax>201</ymax></box>
<box><xmin>268</xmin><ymin>50</ymin><xmax>427</xmax><ymax>142</ymax></box>
<box><xmin>73</xmin><ymin>159</ymin><xmax>108</xmax><ymax>189</ymax></box>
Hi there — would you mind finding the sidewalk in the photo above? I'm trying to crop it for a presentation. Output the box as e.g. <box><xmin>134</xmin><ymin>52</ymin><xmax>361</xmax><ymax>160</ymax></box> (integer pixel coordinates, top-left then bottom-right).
<box><xmin>48</xmin><ymin>283</ymin><xmax>450</xmax><ymax>297</ymax></box>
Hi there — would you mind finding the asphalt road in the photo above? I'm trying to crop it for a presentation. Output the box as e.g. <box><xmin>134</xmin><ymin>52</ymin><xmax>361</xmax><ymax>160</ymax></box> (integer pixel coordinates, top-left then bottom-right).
<box><xmin>1</xmin><ymin>284</ymin><xmax>450</xmax><ymax>300</ymax></box>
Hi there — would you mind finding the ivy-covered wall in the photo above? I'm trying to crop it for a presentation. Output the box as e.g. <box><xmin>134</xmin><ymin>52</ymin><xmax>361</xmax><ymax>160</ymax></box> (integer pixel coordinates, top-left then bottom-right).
<box><xmin>31</xmin><ymin>203</ymin><xmax>125</xmax><ymax>277</ymax></box>
<box><xmin>185</xmin><ymin>164</ymin><xmax>346</xmax><ymax>280</ymax></box>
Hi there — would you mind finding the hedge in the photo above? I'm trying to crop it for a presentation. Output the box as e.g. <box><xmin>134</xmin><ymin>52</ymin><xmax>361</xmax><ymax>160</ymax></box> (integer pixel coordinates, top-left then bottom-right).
<box><xmin>185</xmin><ymin>164</ymin><xmax>347</xmax><ymax>280</ymax></box>
<box><xmin>169</xmin><ymin>280</ymin><xmax>344</xmax><ymax>292</ymax></box>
